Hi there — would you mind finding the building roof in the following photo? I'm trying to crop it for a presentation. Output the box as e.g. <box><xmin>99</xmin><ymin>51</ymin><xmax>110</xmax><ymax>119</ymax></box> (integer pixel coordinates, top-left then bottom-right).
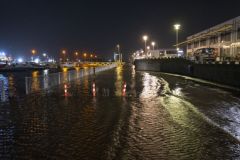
<box><xmin>176</xmin><ymin>16</ymin><xmax>240</xmax><ymax>46</ymax></box>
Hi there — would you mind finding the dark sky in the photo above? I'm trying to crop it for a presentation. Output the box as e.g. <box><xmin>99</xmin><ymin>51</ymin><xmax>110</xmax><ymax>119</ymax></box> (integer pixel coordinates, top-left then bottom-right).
<box><xmin>0</xmin><ymin>0</ymin><xmax>239</xmax><ymax>59</ymax></box>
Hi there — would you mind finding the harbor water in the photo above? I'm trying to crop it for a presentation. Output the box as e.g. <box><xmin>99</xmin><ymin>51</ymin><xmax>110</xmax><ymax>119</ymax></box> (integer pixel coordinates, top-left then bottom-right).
<box><xmin>0</xmin><ymin>65</ymin><xmax>240</xmax><ymax>159</ymax></box>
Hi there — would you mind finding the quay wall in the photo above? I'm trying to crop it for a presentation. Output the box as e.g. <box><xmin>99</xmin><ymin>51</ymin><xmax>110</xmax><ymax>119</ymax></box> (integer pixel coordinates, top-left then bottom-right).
<box><xmin>134</xmin><ymin>58</ymin><xmax>240</xmax><ymax>88</ymax></box>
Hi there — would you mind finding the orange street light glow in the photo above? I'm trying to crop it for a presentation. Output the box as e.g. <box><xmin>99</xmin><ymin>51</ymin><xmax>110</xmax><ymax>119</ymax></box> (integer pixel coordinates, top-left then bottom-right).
<box><xmin>31</xmin><ymin>49</ymin><xmax>36</xmax><ymax>55</ymax></box>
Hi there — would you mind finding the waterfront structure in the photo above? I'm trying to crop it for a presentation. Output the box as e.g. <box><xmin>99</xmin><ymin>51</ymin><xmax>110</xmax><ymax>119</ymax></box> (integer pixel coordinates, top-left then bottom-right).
<box><xmin>132</xmin><ymin>49</ymin><xmax>183</xmax><ymax>60</ymax></box>
<box><xmin>0</xmin><ymin>52</ymin><xmax>10</xmax><ymax>62</ymax></box>
<box><xmin>184</xmin><ymin>16</ymin><xmax>240</xmax><ymax>61</ymax></box>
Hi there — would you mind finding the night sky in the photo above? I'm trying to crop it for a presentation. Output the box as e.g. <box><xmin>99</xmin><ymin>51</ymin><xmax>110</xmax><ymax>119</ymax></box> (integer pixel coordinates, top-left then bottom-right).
<box><xmin>0</xmin><ymin>0</ymin><xmax>239</xmax><ymax>60</ymax></box>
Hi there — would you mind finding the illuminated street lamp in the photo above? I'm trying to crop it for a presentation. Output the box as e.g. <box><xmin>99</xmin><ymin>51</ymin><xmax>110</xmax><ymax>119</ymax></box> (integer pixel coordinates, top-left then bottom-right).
<box><xmin>151</xmin><ymin>41</ymin><xmax>156</xmax><ymax>50</ymax></box>
<box><xmin>174</xmin><ymin>24</ymin><xmax>181</xmax><ymax>50</ymax></box>
<box><xmin>90</xmin><ymin>54</ymin><xmax>93</xmax><ymax>62</ymax></box>
<box><xmin>31</xmin><ymin>49</ymin><xmax>36</xmax><ymax>55</ymax></box>
<box><xmin>75</xmin><ymin>52</ymin><xmax>79</xmax><ymax>62</ymax></box>
<box><xmin>42</xmin><ymin>53</ymin><xmax>47</xmax><ymax>62</ymax></box>
<box><xmin>31</xmin><ymin>49</ymin><xmax>36</xmax><ymax>61</ymax></box>
<box><xmin>147</xmin><ymin>46</ymin><xmax>150</xmax><ymax>50</ymax></box>
<box><xmin>83</xmin><ymin>53</ymin><xmax>87</xmax><ymax>62</ymax></box>
<box><xmin>62</xmin><ymin>50</ymin><xmax>66</xmax><ymax>62</ymax></box>
<box><xmin>143</xmin><ymin>35</ymin><xmax>148</xmax><ymax>53</ymax></box>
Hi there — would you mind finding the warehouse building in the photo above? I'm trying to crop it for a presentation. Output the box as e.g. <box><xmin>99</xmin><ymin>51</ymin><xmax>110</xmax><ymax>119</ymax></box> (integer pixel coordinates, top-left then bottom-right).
<box><xmin>183</xmin><ymin>16</ymin><xmax>240</xmax><ymax>61</ymax></box>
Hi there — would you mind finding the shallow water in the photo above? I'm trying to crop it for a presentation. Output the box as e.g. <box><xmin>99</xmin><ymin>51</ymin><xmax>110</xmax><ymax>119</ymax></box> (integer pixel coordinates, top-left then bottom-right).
<box><xmin>0</xmin><ymin>65</ymin><xmax>240</xmax><ymax>159</ymax></box>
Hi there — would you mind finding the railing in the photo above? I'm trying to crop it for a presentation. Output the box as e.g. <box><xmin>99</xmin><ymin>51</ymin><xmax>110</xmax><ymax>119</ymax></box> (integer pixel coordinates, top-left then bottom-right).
<box><xmin>0</xmin><ymin>77</ymin><xmax>8</xmax><ymax>102</ymax></box>
<box><xmin>25</xmin><ymin>64</ymin><xmax>117</xmax><ymax>94</ymax></box>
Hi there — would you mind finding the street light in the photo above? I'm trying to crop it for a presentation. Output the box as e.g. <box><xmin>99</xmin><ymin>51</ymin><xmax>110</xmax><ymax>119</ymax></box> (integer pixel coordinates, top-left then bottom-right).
<box><xmin>31</xmin><ymin>49</ymin><xmax>36</xmax><ymax>62</ymax></box>
<box><xmin>174</xmin><ymin>24</ymin><xmax>181</xmax><ymax>50</ymax></box>
<box><xmin>62</xmin><ymin>50</ymin><xmax>66</xmax><ymax>62</ymax></box>
<box><xmin>147</xmin><ymin>46</ymin><xmax>150</xmax><ymax>50</ymax></box>
<box><xmin>151</xmin><ymin>41</ymin><xmax>156</xmax><ymax>50</ymax></box>
<box><xmin>83</xmin><ymin>53</ymin><xmax>87</xmax><ymax>62</ymax></box>
<box><xmin>143</xmin><ymin>35</ymin><xmax>148</xmax><ymax>53</ymax></box>
<box><xmin>31</xmin><ymin>49</ymin><xmax>36</xmax><ymax>55</ymax></box>
<box><xmin>116</xmin><ymin>44</ymin><xmax>122</xmax><ymax>62</ymax></box>
<box><xmin>75</xmin><ymin>52</ymin><xmax>79</xmax><ymax>62</ymax></box>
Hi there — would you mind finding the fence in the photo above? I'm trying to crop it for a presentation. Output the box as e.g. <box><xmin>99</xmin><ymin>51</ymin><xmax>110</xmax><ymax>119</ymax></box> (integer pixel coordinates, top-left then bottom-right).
<box><xmin>0</xmin><ymin>77</ymin><xmax>8</xmax><ymax>102</ymax></box>
<box><xmin>25</xmin><ymin>64</ymin><xmax>117</xmax><ymax>94</ymax></box>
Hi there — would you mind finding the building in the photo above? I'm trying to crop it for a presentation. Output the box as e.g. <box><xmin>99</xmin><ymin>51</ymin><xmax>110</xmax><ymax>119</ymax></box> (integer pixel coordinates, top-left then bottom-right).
<box><xmin>0</xmin><ymin>52</ymin><xmax>9</xmax><ymax>62</ymax></box>
<box><xmin>184</xmin><ymin>16</ymin><xmax>240</xmax><ymax>61</ymax></box>
<box><xmin>132</xmin><ymin>49</ymin><xmax>183</xmax><ymax>60</ymax></box>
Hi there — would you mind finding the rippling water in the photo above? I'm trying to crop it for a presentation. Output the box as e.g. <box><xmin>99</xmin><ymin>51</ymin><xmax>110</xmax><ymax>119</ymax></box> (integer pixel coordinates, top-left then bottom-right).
<box><xmin>0</xmin><ymin>65</ymin><xmax>240</xmax><ymax>159</ymax></box>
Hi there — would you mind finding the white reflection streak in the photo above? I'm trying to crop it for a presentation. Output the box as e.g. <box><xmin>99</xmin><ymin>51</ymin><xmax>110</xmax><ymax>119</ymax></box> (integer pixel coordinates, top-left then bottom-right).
<box><xmin>140</xmin><ymin>73</ymin><xmax>160</xmax><ymax>99</ymax></box>
<box><xmin>172</xmin><ymin>87</ymin><xmax>182</xmax><ymax>97</ymax></box>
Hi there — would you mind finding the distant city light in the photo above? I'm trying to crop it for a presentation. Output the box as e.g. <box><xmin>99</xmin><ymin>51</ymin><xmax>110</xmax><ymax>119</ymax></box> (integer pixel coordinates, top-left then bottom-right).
<box><xmin>34</xmin><ymin>58</ymin><xmax>40</xmax><ymax>63</ymax></box>
<box><xmin>17</xmin><ymin>58</ymin><xmax>23</xmax><ymax>63</ymax></box>
<box><xmin>48</xmin><ymin>59</ymin><xmax>54</xmax><ymax>62</ymax></box>
<box><xmin>31</xmin><ymin>49</ymin><xmax>36</xmax><ymax>55</ymax></box>
<box><xmin>0</xmin><ymin>52</ymin><xmax>6</xmax><ymax>56</ymax></box>
<box><xmin>43</xmin><ymin>69</ymin><xmax>48</xmax><ymax>75</ymax></box>
<box><xmin>43</xmin><ymin>53</ymin><xmax>47</xmax><ymax>57</ymax></box>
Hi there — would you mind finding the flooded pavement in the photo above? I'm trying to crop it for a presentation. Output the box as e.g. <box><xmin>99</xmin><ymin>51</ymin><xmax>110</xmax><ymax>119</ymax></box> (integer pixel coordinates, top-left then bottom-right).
<box><xmin>0</xmin><ymin>65</ymin><xmax>240</xmax><ymax>159</ymax></box>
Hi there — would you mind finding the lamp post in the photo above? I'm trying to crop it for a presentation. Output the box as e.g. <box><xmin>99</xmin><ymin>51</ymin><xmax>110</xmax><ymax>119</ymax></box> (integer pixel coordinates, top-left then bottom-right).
<box><xmin>83</xmin><ymin>53</ymin><xmax>87</xmax><ymax>62</ymax></box>
<box><xmin>75</xmin><ymin>52</ymin><xmax>79</xmax><ymax>62</ymax></box>
<box><xmin>174</xmin><ymin>24</ymin><xmax>181</xmax><ymax>51</ymax></box>
<box><xmin>31</xmin><ymin>49</ymin><xmax>36</xmax><ymax>62</ymax></box>
<box><xmin>116</xmin><ymin>44</ymin><xmax>121</xmax><ymax>62</ymax></box>
<box><xmin>151</xmin><ymin>41</ymin><xmax>156</xmax><ymax>50</ymax></box>
<box><xmin>90</xmin><ymin>54</ymin><xmax>93</xmax><ymax>62</ymax></box>
<box><xmin>43</xmin><ymin>53</ymin><xmax>47</xmax><ymax>62</ymax></box>
<box><xmin>62</xmin><ymin>50</ymin><xmax>66</xmax><ymax>62</ymax></box>
<box><xmin>143</xmin><ymin>35</ymin><xmax>148</xmax><ymax>53</ymax></box>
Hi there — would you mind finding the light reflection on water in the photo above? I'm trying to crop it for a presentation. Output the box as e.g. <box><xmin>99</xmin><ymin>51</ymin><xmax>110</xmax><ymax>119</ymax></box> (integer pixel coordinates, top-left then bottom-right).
<box><xmin>114</xmin><ymin>65</ymin><xmax>123</xmax><ymax>97</ymax></box>
<box><xmin>0</xmin><ymin>65</ymin><xmax>240</xmax><ymax>159</ymax></box>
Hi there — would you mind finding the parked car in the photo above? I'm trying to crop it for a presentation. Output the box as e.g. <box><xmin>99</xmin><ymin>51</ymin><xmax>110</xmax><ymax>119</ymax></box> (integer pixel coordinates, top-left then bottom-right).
<box><xmin>194</xmin><ymin>48</ymin><xmax>217</xmax><ymax>62</ymax></box>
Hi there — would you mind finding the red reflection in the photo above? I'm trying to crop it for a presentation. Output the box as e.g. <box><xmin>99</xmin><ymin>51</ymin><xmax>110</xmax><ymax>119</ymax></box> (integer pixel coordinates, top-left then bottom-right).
<box><xmin>64</xmin><ymin>83</ymin><xmax>69</xmax><ymax>97</ymax></box>
<box><xmin>92</xmin><ymin>82</ymin><xmax>96</xmax><ymax>97</ymax></box>
<box><xmin>122</xmin><ymin>82</ymin><xmax>127</xmax><ymax>97</ymax></box>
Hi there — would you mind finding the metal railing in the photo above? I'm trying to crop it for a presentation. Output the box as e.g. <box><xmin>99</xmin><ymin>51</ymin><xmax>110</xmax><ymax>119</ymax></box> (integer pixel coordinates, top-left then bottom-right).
<box><xmin>0</xmin><ymin>77</ymin><xmax>8</xmax><ymax>102</ymax></box>
<box><xmin>25</xmin><ymin>64</ymin><xmax>117</xmax><ymax>94</ymax></box>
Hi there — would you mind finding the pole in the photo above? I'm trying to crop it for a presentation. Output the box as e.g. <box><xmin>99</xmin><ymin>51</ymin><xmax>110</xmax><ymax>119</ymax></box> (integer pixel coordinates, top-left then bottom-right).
<box><xmin>145</xmin><ymin>40</ymin><xmax>147</xmax><ymax>53</ymax></box>
<box><xmin>176</xmin><ymin>29</ymin><xmax>179</xmax><ymax>50</ymax></box>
